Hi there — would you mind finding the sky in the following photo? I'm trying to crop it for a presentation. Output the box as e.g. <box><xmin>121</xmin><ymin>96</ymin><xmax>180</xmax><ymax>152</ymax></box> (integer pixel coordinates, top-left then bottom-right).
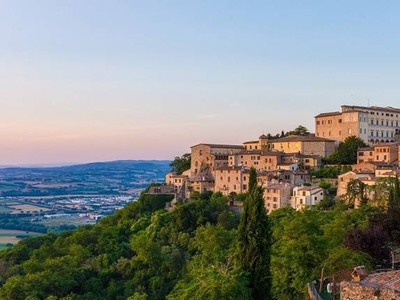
<box><xmin>1</xmin><ymin>1</ymin><xmax>400</xmax><ymax>165</ymax></box>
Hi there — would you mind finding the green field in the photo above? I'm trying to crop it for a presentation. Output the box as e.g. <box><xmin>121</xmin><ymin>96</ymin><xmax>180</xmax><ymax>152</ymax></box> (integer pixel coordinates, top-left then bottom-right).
<box><xmin>0</xmin><ymin>229</ymin><xmax>43</xmax><ymax>249</ymax></box>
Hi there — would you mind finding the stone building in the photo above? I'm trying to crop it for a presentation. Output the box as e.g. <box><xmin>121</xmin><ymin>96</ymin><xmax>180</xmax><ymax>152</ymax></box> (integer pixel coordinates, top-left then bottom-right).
<box><xmin>264</xmin><ymin>181</ymin><xmax>292</xmax><ymax>214</ymax></box>
<box><xmin>315</xmin><ymin>105</ymin><xmax>400</xmax><ymax>144</ymax></box>
<box><xmin>341</xmin><ymin>270</ymin><xmax>400</xmax><ymax>300</ymax></box>
<box><xmin>190</xmin><ymin>143</ymin><xmax>244</xmax><ymax>178</ymax></box>
<box><xmin>269</xmin><ymin>134</ymin><xmax>336</xmax><ymax>157</ymax></box>
<box><xmin>214</xmin><ymin>166</ymin><xmax>248</xmax><ymax>195</ymax></box>
<box><xmin>242</xmin><ymin>134</ymin><xmax>270</xmax><ymax>151</ymax></box>
<box><xmin>228</xmin><ymin>150</ymin><xmax>282</xmax><ymax>171</ymax></box>
<box><xmin>357</xmin><ymin>142</ymin><xmax>399</xmax><ymax>165</ymax></box>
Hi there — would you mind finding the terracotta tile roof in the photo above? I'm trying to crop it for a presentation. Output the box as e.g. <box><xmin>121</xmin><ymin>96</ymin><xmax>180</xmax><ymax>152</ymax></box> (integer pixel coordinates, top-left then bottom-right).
<box><xmin>363</xmin><ymin>270</ymin><xmax>400</xmax><ymax>292</ymax></box>
<box><xmin>271</xmin><ymin>135</ymin><xmax>336</xmax><ymax>143</ymax></box>
<box><xmin>342</xmin><ymin>104</ymin><xmax>400</xmax><ymax>114</ymax></box>
<box><xmin>190</xmin><ymin>143</ymin><xmax>244</xmax><ymax>149</ymax></box>
<box><xmin>315</xmin><ymin>111</ymin><xmax>341</xmax><ymax>118</ymax></box>
<box><xmin>239</xmin><ymin>151</ymin><xmax>282</xmax><ymax>156</ymax></box>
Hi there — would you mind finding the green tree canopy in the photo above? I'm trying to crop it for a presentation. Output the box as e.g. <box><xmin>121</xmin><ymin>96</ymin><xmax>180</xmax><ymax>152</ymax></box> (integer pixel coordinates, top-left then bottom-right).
<box><xmin>169</xmin><ymin>153</ymin><xmax>191</xmax><ymax>175</ymax></box>
<box><xmin>288</xmin><ymin>125</ymin><xmax>310</xmax><ymax>136</ymax></box>
<box><xmin>325</xmin><ymin>136</ymin><xmax>368</xmax><ymax>165</ymax></box>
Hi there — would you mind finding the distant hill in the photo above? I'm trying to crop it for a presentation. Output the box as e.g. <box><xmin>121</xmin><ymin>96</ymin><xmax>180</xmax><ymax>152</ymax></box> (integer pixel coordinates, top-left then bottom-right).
<box><xmin>0</xmin><ymin>160</ymin><xmax>172</xmax><ymax>197</ymax></box>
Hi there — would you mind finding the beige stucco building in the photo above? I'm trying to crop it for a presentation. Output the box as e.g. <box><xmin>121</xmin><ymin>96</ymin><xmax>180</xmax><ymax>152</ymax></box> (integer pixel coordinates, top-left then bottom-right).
<box><xmin>190</xmin><ymin>143</ymin><xmax>244</xmax><ymax>178</ymax></box>
<box><xmin>242</xmin><ymin>134</ymin><xmax>270</xmax><ymax>151</ymax></box>
<box><xmin>264</xmin><ymin>182</ymin><xmax>292</xmax><ymax>214</ymax></box>
<box><xmin>291</xmin><ymin>186</ymin><xmax>325</xmax><ymax>210</ymax></box>
<box><xmin>269</xmin><ymin>135</ymin><xmax>336</xmax><ymax>157</ymax></box>
<box><xmin>315</xmin><ymin>105</ymin><xmax>400</xmax><ymax>144</ymax></box>
<box><xmin>228</xmin><ymin>150</ymin><xmax>282</xmax><ymax>171</ymax></box>
<box><xmin>214</xmin><ymin>166</ymin><xmax>248</xmax><ymax>195</ymax></box>
<box><xmin>357</xmin><ymin>142</ymin><xmax>399</xmax><ymax>165</ymax></box>
<box><xmin>167</xmin><ymin>133</ymin><xmax>331</xmax><ymax>212</ymax></box>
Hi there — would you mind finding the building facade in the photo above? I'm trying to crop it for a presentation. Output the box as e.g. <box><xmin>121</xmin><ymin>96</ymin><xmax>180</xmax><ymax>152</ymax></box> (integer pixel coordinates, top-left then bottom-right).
<box><xmin>315</xmin><ymin>105</ymin><xmax>400</xmax><ymax>144</ymax></box>
<box><xmin>357</xmin><ymin>142</ymin><xmax>399</xmax><ymax>165</ymax></box>
<box><xmin>269</xmin><ymin>135</ymin><xmax>336</xmax><ymax>157</ymax></box>
<box><xmin>291</xmin><ymin>186</ymin><xmax>325</xmax><ymax>210</ymax></box>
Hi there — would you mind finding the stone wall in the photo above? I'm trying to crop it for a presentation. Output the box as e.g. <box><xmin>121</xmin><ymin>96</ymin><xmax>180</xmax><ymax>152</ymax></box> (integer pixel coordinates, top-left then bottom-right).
<box><xmin>340</xmin><ymin>281</ymin><xmax>400</xmax><ymax>300</ymax></box>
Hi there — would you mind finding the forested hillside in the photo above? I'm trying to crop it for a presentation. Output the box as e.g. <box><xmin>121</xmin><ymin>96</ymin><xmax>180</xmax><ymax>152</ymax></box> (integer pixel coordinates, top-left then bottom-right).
<box><xmin>0</xmin><ymin>181</ymin><xmax>400</xmax><ymax>299</ymax></box>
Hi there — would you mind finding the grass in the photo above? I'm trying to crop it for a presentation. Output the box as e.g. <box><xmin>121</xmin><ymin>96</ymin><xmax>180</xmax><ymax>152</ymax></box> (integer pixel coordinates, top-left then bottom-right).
<box><xmin>0</xmin><ymin>229</ymin><xmax>43</xmax><ymax>248</ymax></box>
<box><xmin>8</xmin><ymin>204</ymin><xmax>50</xmax><ymax>213</ymax></box>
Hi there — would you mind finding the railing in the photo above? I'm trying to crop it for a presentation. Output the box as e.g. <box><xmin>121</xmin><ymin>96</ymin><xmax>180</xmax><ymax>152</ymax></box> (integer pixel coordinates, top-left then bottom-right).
<box><xmin>307</xmin><ymin>282</ymin><xmax>323</xmax><ymax>300</ymax></box>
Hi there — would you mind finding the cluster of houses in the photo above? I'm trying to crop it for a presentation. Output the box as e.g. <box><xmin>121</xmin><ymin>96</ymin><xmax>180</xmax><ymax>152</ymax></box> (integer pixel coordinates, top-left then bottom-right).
<box><xmin>160</xmin><ymin>105</ymin><xmax>400</xmax><ymax>213</ymax></box>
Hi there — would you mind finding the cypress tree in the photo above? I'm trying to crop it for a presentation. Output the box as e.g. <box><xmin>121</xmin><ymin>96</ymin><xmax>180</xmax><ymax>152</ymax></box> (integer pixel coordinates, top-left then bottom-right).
<box><xmin>237</xmin><ymin>167</ymin><xmax>272</xmax><ymax>299</ymax></box>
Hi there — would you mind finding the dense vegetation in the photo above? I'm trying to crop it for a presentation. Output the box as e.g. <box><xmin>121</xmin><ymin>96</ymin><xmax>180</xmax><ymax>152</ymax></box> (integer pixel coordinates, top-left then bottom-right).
<box><xmin>0</xmin><ymin>213</ymin><xmax>47</xmax><ymax>233</ymax></box>
<box><xmin>0</xmin><ymin>177</ymin><xmax>400</xmax><ymax>299</ymax></box>
<box><xmin>324</xmin><ymin>136</ymin><xmax>368</xmax><ymax>165</ymax></box>
<box><xmin>169</xmin><ymin>154</ymin><xmax>191</xmax><ymax>175</ymax></box>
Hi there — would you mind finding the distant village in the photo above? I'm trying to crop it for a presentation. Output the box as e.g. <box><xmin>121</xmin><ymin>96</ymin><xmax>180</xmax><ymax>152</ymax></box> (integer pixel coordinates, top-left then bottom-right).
<box><xmin>158</xmin><ymin>104</ymin><xmax>400</xmax><ymax>213</ymax></box>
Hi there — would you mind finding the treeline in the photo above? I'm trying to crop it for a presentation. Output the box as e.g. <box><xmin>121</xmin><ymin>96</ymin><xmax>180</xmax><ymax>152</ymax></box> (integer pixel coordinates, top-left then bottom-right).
<box><xmin>0</xmin><ymin>182</ymin><xmax>399</xmax><ymax>299</ymax></box>
<box><xmin>0</xmin><ymin>214</ymin><xmax>47</xmax><ymax>233</ymax></box>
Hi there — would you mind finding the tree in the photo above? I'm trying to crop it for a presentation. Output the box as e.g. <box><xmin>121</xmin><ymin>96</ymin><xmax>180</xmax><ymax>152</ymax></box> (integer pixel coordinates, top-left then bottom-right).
<box><xmin>344</xmin><ymin>179</ymin><xmax>369</xmax><ymax>207</ymax></box>
<box><xmin>237</xmin><ymin>167</ymin><xmax>272</xmax><ymax>299</ymax></box>
<box><xmin>325</xmin><ymin>136</ymin><xmax>368</xmax><ymax>165</ymax></box>
<box><xmin>344</xmin><ymin>226</ymin><xmax>390</xmax><ymax>266</ymax></box>
<box><xmin>169</xmin><ymin>153</ymin><xmax>191</xmax><ymax>175</ymax></box>
<box><xmin>291</xmin><ymin>125</ymin><xmax>310</xmax><ymax>136</ymax></box>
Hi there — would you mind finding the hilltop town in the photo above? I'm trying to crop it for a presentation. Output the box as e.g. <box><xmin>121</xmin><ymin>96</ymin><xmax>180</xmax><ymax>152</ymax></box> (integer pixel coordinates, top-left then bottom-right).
<box><xmin>162</xmin><ymin>104</ymin><xmax>400</xmax><ymax>213</ymax></box>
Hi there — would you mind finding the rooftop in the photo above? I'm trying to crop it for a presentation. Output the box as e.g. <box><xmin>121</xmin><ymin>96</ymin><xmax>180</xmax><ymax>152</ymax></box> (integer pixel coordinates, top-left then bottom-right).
<box><xmin>342</xmin><ymin>104</ymin><xmax>400</xmax><ymax>114</ymax></box>
<box><xmin>191</xmin><ymin>143</ymin><xmax>244</xmax><ymax>149</ymax></box>
<box><xmin>271</xmin><ymin>134</ymin><xmax>336</xmax><ymax>143</ymax></box>
<box><xmin>362</xmin><ymin>270</ymin><xmax>400</xmax><ymax>292</ymax></box>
